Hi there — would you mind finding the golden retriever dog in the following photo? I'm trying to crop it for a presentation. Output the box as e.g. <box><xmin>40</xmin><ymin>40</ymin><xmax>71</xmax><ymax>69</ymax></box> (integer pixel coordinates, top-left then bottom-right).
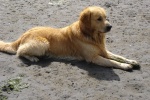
<box><xmin>0</xmin><ymin>6</ymin><xmax>140</xmax><ymax>70</ymax></box>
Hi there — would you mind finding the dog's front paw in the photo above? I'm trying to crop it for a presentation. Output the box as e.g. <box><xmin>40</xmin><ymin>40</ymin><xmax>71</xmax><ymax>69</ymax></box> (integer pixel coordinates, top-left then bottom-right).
<box><xmin>121</xmin><ymin>63</ymin><xmax>133</xmax><ymax>71</ymax></box>
<box><xmin>128</xmin><ymin>60</ymin><xmax>140</xmax><ymax>70</ymax></box>
<box><xmin>128</xmin><ymin>60</ymin><xmax>138</xmax><ymax>65</ymax></box>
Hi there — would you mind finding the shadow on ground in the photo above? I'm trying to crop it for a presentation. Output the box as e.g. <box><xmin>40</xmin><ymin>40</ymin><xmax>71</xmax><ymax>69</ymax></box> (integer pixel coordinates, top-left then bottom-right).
<box><xmin>19</xmin><ymin>57</ymin><xmax>120</xmax><ymax>81</ymax></box>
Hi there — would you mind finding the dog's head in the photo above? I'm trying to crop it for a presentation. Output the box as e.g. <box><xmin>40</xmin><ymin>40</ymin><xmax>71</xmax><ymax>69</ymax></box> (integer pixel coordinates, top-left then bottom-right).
<box><xmin>79</xmin><ymin>6</ymin><xmax>112</xmax><ymax>35</ymax></box>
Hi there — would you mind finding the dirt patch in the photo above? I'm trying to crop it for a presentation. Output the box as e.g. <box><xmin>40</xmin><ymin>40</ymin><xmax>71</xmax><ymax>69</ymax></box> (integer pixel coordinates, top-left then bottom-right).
<box><xmin>0</xmin><ymin>0</ymin><xmax>150</xmax><ymax>100</ymax></box>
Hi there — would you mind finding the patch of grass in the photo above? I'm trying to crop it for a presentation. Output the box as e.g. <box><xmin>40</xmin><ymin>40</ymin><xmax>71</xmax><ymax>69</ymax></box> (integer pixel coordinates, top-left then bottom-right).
<box><xmin>1</xmin><ymin>77</ymin><xmax>29</xmax><ymax>92</ymax></box>
<box><xmin>0</xmin><ymin>94</ymin><xmax>8</xmax><ymax>100</ymax></box>
<box><xmin>0</xmin><ymin>76</ymin><xmax>29</xmax><ymax>100</ymax></box>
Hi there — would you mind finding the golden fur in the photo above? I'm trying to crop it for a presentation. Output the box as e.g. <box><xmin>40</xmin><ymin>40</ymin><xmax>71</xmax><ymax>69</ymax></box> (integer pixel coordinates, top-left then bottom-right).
<box><xmin>0</xmin><ymin>6</ymin><xmax>139</xmax><ymax>70</ymax></box>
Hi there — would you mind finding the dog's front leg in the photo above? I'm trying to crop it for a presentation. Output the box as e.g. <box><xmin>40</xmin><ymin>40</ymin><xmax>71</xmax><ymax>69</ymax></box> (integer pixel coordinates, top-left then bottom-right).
<box><xmin>107</xmin><ymin>51</ymin><xmax>140</xmax><ymax>69</ymax></box>
<box><xmin>86</xmin><ymin>56</ymin><xmax>133</xmax><ymax>70</ymax></box>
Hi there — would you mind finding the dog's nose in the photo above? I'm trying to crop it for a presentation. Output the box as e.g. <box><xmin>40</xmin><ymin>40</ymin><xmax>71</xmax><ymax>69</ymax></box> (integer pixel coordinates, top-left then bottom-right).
<box><xmin>106</xmin><ymin>25</ymin><xmax>112</xmax><ymax>32</ymax></box>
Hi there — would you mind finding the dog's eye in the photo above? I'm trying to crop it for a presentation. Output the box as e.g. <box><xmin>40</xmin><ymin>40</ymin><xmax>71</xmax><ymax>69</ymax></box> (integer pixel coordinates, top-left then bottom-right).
<box><xmin>97</xmin><ymin>17</ymin><xmax>102</xmax><ymax>21</ymax></box>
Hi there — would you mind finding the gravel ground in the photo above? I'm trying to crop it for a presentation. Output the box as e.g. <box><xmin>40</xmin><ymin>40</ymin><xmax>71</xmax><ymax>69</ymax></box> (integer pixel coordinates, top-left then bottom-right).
<box><xmin>0</xmin><ymin>0</ymin><xmax>150</xmax><ymax>100</ymax></box>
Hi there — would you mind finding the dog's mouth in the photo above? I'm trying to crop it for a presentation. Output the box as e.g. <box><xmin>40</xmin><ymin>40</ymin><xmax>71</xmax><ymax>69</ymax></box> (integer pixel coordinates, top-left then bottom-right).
<box><xmin>98</xmin><ymin>25</ymin><xmax>112</xmax><ymax>33</ymax></box>
<box><xmin>98</xmin><ymin>30</ymin><xmax>103</xmax><ymax>33</ymax></box>
<box><xmin>98</xmin><ymin>26</ymin><xmax>112</xmax><ymax>33</ymax></box>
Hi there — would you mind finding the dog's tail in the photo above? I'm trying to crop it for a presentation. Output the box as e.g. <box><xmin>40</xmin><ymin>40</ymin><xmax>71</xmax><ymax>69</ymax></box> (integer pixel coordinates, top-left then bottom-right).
<box><xmin>0</xmin><ymin>38</ymin><xmax>21</xmax><ymax>54</ymax></box>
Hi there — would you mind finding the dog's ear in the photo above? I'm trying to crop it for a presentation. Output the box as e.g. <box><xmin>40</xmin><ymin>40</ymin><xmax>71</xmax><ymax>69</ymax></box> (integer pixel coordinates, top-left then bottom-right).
<box><xmin>80</xmin><ymin>8</ymin><xmax>91</xmax><ymax>25</ymax></box>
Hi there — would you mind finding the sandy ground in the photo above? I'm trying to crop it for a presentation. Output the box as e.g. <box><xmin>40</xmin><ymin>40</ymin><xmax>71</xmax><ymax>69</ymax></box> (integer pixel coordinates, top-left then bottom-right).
<box><xmin>0</xmin><ymin>0</ymin><xmax>150</xmax><ymax>100</ymax></box>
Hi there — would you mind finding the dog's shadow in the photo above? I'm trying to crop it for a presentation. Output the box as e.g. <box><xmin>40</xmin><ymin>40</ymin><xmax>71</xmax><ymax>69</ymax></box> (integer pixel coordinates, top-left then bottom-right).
<box><xmin>20</xmin><ymin>57</ymin><xmax>120</xmax><ymax>81</ymax></box>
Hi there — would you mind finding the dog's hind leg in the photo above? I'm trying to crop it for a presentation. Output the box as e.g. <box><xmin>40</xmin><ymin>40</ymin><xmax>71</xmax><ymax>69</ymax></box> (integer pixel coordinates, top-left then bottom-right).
<box><xmin>17</xmin><ymin>37</ymin><xmax>49</xmax><ymax>62</ymax></box>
